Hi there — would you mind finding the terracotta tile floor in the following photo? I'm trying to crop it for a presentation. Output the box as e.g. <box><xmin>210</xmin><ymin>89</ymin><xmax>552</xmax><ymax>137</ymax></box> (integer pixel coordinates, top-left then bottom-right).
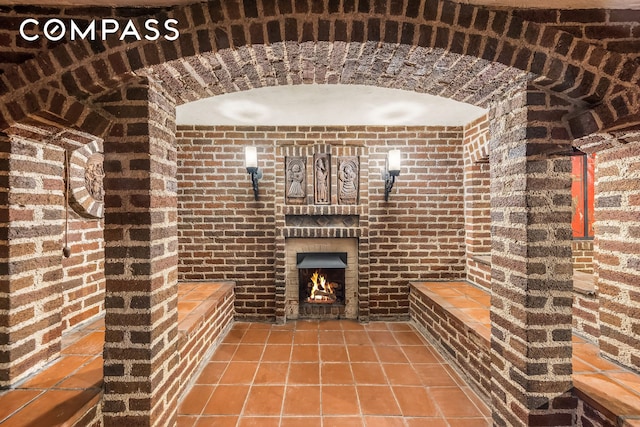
<box><xmin>177</xmin><ymin>320</ymin><xmax>492</xmax><ymax>426</ymax></box>
<box><xmin>0</xmin><ymin>317</ymin><xmax>104</xmax><ymax>427</ymax></box>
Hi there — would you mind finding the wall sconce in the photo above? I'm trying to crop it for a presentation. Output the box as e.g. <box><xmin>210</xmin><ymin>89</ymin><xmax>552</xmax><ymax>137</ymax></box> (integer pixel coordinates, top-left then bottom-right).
<box><xmin>384</xmin><ymin>149</ymin><xmax>401</xmax><ymax>201</ymax></box>
<box><xmin>245</xmin><ymin>146</ymin><xmax>262</xmax><ymax>200</ymax></box>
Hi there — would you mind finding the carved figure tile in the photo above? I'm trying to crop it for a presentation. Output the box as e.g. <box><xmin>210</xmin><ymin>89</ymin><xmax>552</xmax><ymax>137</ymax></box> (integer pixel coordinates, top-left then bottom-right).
<box><xmin>85</xmin><ymin>153</ymin><xmax>105</xmax><ymax>202</ymax></box>
<box><xmin>286</xmin><ymin>157</ymin><xmax>306</xmax><ymax>204</ymax></box>
<box><xmin>338</xmin><ymin>157</ymin><xmax>359</xmax><ymax>205</ymax></box>
<box><xmin>69</xmin><ymin>140</ymin><xmax>104</xmax><ymax>219</ymax></box>
<box><xmin>314</xmin><ymin>153</ymin><xmax>331</xmax><ymax>205</ymax></box>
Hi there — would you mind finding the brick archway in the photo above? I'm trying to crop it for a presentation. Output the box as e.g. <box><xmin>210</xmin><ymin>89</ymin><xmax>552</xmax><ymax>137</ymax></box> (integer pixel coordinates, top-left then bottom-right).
<box><xmin>1</xmin><ymin>2</ymin><xmax>639</xmax><ymax>426</ymax></box>
<box><xmin>0</xmin><ymin>0</ymin><xmax>637</xmax><ymax>136</ymax></box>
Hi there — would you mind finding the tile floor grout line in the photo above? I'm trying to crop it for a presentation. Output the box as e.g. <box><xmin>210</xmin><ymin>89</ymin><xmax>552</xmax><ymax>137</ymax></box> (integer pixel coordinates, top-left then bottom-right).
<box><xmin>178</xmin><ymin>320</ymin><xmax>491</xmax><ymax>426</ymax></box>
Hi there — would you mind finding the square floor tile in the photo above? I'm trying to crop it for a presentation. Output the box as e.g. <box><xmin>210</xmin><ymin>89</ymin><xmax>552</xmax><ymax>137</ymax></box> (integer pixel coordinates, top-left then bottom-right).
<box><xmin>288</xmin><ymin>362</ymin><xmax>320</xmax><ymax>385</ymax></box>
<box><xmin>319</xmin><ymin>330</ymin><xmax>345</xmax><ymax>344</ymax></box>
<box><xmin>392</xmin><ymin>386</ymin><xmax>439</xmax><ymax>417</ymax></box>
<box><xmin>351</xmin><ymin>363</ymin><xmax>388</xmax><ymax>385</ymax></box>
<box><xmin>367</xmin><ymin>331</ymin><xmax>398</xmax><ymax>346</ymax></box>
<box><xmin>203</xmin><ymin>385</ymin><xmax>249</xmax><ymax>415</ymax></box>
<box><xmin>195</xmin><ymin>362</ymin><xmax>227</xmax><ymax>385</ymax></box>
<box><xmin>254</xmin><ymin>362</ymin><xmax>289</xmax><ymax>385</ymax></box>
<box><xmin>243</xmin><ymin>385</ymin><xmax>285</xmax><ymax>416</ymax></box>
<box><xmin>282</xmin><ymin>385</ymin><xmax>321</xmax><ymax>416</ymax></box>
<box><xmin>382</xmin><ymin>364</ymin><xmax>423</xmax><ymax>386</ymax></box>
<box><xmin>375</xmin><ymin>346</ymin><xmax>409</xmax><ymax>364</ymax></box>
<box><xmin>261</xmin><ymin>345</ymin><xmax>292</xmax><ymax>362</ymax></box>
<box><xmin>232</xmin><ymin>345</ymin><xmax>265</xmax><ymax>362</ymax></box>
<box><xmin>179</xmin><ymin>385</ymin><xmax>214</xmax><ymax>415</ymax></box>
<box><xmin>293</xmin><ymin>330</ymin><xmax>319</xmax><ymax>345</ymax></box>
<box><xmin>320</xmin><ymin>345</ymin><xmax>349</xmax><ymax>362</ymax></box>
<box><xmin>357</xmin><ymin>386</ymin><xmax>401</xmax><ymax>416</ymax></box>
<box><xmin>429</xmin><ymin>387</ymin><xmax>484</xmax><ymax>417</ymax></box>
<box><xmin>403</xmin><ymin>345</ymin><xmax>442</xmax><ymax>364</ymax></box>
<box><xmin>219</xmin><ymin>362</ymin><xmax>258</xmax><ymax>384</ymax></box>
<box><xmin>291</xmin><ymin>345</ymin><xmax>320</xmax><ymax>362</ymax></box>
<box><xmin>414</xmin><ymin>364</ymin><xmax>458</xmax><ymax>387</ymax></box>
<box><xmin>321</xmin><ymin>385</ymin><xmax>360</xmax><ymax>415</ymax></box>
<box><xmin>267</xmin><ymin>330</ymin><xmax>294</xmax><ymax>344</ymax></box>
<box><xmin>347</xmin><ymin>346</ymin><xmax>378</xmax><ymax>363</ymax></box>
<box><xmin>321</xmin><ymin>363</ymin><xmax>354</xmax><ymax>385</ymax></box>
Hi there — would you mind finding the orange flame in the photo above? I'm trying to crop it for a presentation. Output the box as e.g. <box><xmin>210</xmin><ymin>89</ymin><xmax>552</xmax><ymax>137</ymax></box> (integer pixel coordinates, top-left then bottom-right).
<box><xmin>309</xmin><ymin>271</ymin><xmax>336</xmax><ymax>301</ymax></box>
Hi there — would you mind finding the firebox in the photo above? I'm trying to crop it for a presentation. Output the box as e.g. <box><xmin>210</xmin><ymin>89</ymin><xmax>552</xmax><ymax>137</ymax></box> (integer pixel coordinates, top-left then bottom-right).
<box><xmin>297</xmin><ymin>252</ymin><xmax>347</xmax><ymax>305</ymax></box>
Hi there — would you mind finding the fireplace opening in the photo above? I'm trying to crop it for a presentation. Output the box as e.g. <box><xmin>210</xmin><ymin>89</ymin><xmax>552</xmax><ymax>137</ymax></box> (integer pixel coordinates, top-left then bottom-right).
<box><xmin>297</xmin><ymin>252</ymin><xmax>347</xmax><ymax>305</ymax></box>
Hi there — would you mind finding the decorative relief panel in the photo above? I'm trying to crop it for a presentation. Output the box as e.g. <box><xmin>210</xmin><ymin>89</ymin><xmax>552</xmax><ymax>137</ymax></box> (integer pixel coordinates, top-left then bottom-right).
<box><xmin>314</xmin><ymin>153</ymin><xmax>331</xmax><ymax>205</ymax></box>
<box><xmin>338</xmin><ymin>157</ymin><xmax>359</xmax><ymax>205</ymax></box>
<box><xmin>286</xmin><ymin>156</ymin><xmax>306</xmax><ymax>205</ymax></box>
<box><xmin>69</xmin><ymin>140</ymin><xmax>104</xmax><ymax>219</ymax></box>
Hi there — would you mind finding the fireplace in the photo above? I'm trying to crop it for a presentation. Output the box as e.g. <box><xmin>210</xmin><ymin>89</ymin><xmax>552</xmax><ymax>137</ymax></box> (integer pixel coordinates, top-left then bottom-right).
<box><xmin>297</xmin><ymin>252</ymin><xmax>347</xmax><ymax>305</ymax></box>
<box><xmin>284</xmin><ymin>238</ymin><xmax>358</xmax><ymax>320</ymax></box>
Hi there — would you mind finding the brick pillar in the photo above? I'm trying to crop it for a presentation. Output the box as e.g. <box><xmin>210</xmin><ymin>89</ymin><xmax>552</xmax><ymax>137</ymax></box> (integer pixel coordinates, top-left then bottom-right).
<box><xmin>489</xmin><ymin>86</ymin><xmax>576</xmax><ymax>426</ymax></box>
<box><xmin>0</xmin><ymin>130</ymin><xmax>65</xmax><ymax>388</ymax></box>
<box><xmin>0</xmin><ymin>132</ymin><xmax>10</xmax><ymax>388</ymax></box>
<box><xmin>101</xmin><ymin>78</ymin><xmax>179</xmax><ymax>426</ymax></box>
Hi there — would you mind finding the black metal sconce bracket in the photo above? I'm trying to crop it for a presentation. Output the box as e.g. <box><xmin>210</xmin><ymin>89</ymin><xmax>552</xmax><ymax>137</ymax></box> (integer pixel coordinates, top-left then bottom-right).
<box><xmin>247</xmin><ymin>166</ymin><xmax>262</xmax><ymax>200</ymax></box>
<box><xmin>384</xmin><ymin>170</ymin><xmax>399</xmax><ymax>202</ymax></box>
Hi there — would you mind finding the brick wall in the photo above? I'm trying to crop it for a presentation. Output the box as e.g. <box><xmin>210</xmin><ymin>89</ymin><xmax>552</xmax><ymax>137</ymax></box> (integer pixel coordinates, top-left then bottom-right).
<box><xmin>176</xmin><ymin>126</ymin><xmax>277</xmax><ymax>321</ymax></box>
<box><xmin>463</xmin><ymin>115</ymin><xmax>491</xmax><ymax>290</ymax></box>
<box><xmin>176</xmin><ymin>125</ymin><xmax>467</xmax><ymax>322</ymax></box>
<box><xmin>368</xmin><ymin>127</ymin><xmax>466</xmax><ymax>318</ymax></box>
<box><xmin>0</xmin><ymin>123</ymin><xmax>105</xmax><ymax>388</ymax></box>
<box><xmin>593</xmin><ymin>140</ymin><xmax>640</xmax><ymax>372</ymax></box>
<box><xmin>61</xmin><ymin>211</ymin><xmax>105</xmax><ymax>332</ymax></box>
<box><xmin>0</xmin><ymin>126</ymin><xmax>64</xmax><ymax>387</ymax></box>
<box><xmin>572</xmin><ymin>240</ymin><xmax>594</xmax><ymax>273</ymax></box>
<box><xmin>573</xmin><ymin>291</ymin><xmax>600</xmax><ymax>343</ymax></box>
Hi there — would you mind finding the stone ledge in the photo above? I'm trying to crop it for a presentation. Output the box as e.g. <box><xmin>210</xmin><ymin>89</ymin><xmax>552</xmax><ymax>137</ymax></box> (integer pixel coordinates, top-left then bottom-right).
<box><xmin>177</xmin><ymin>281</ymin><xmax>235</xmax><ymax>336</ymax></box>
<box><xmin>574</xmin><ymin>270</ymin><xmax>595</xmax><ymax>296</ymax></box>
<box><xmin>471</xmin><ymin>254</ymin><xmax>491</xmax><ymax>266</ymax></box>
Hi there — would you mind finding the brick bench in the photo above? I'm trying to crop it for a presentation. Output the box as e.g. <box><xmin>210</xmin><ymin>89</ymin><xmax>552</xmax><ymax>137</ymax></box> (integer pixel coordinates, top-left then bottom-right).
<box><xmin>0</xmin><ymin>281</ymin><xmax>235</xmax><ymax>426</ymax></box>
<box><xmin>176</xmin><ymin>281</ymin><xmax>235</xmax><ymax>398</ymax></box>
<box><xmin>409</xmin><ymin>280</ymin><xmax>640</xmax><ymax>426</ymax></box>
<box><xmin>409</xmin><ymin>281</ymin><xmax>491</xmax><ymax>401</ymax></box>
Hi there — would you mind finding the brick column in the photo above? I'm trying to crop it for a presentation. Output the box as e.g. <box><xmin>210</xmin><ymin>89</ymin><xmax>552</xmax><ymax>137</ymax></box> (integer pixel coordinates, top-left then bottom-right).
<box><xmin>101</xmin><ymin>78</ymin><xmax>179</xmax><ymax>426</ymax></box>
<box><xmin>0</xmin><ymin>130</ymin><xmax>65</xmax><ymax>388</ymax></box>
<box><xmin>489</xmin><ymin>86</ymin><xmax>575</xmax><ymax>426</ymax></box>
<box><xmin>0</xmin><ymin>132</ymin><xmax>10</xmax><ymax>387</ymax></box>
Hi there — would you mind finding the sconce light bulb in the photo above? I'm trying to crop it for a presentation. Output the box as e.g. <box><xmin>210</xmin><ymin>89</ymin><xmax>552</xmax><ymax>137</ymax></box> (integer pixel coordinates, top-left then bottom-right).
<box><xmin>245</xmin><ymin>146</ymin><xmax>258</xmax><ymax>169</ymax></box>
<box><xmin>388</xmin><ymin>149</ymin><xmax>401</xmax><ymax>174</ymax></box>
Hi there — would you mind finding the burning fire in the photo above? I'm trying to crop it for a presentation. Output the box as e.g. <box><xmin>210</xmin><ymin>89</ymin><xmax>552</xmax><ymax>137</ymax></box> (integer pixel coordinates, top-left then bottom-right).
<box><xmin>308</xmin><ymin>271</ymin><xmax>337</xmax><ymax>303</ymax></box>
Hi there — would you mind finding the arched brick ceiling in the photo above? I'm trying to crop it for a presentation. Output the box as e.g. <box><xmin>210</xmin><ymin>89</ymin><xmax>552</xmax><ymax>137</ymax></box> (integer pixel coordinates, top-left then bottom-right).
<box><xmin>139</xmin><ymin>42</ymin><xmax>527</xmax><ymax>110</ymax></box>
<box><xmin>0</xmin><ymin>0</ymin><xmax>637</xmax><ymax>137</ymax></box>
